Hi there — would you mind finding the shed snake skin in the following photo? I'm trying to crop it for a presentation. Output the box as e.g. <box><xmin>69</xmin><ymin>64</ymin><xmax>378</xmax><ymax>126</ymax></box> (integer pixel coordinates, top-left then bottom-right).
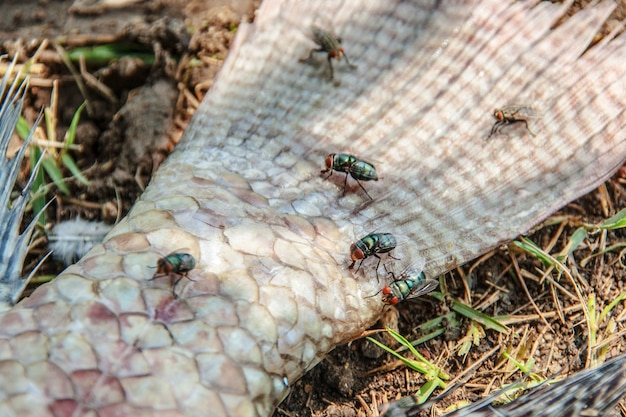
<box><xmin>2</xmin><ymin>1</ymin><xmax>626</xmax><ymax>416</ymax></box>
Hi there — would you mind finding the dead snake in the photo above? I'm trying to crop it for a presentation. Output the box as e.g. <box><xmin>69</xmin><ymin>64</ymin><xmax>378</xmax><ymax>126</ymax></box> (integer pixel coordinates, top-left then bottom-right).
<box><xmin>1</xmin><ymin>1</ymin><xmax>626</xmax><ymax>416</ymax></box>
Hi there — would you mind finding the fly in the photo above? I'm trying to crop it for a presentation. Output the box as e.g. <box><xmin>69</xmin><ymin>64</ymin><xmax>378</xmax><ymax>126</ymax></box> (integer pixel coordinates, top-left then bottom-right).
<box><xmin>349</xmin><ymin>232</ymin><xmax>398</xmax><ymax>276</ymax></box>
<box><xmin>488</xmin><ymin>105</ymin><xmax>537</xmax><ymax>138</ymax></box>
<box><xmin>152</xmin><ymin>252</ymin><xmax>196</xmax><ymax>296</ymax></box>
<box><xmin>321</xmin><ymin>153</ymin><xmax>378</xmax><ymax>200</ymax></box>
<box><xmin>301</xmin><ymin>26</ymin><xmax>356</xmax><ymax>80</ymax></box>
<box><xmin>379</xmin><ymin>267</ymin><xmax>439</xmax><ymax>305</ymax></box>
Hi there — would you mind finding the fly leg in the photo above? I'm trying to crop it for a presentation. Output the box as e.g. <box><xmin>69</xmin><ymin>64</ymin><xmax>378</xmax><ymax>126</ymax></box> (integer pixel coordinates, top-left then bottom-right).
<box><xmin>349</xmin><ymin>258</ymin><xmax>363</xmax><ymax>271</ymax></box>
<box><xmin>342</xmin><ymin>172</ymin><xmax>349</xmax><ymax>196</ymax></box>
<box><xmin>353</xmin><ymin>177</ymin><xmax>373</xmax><ymax>200</ymax></box>
<box><xmin>382</xmin><ymin>264</ymin><xmax>398</xmax><ymax>282</ymax></box>
<box><xmin>172</xmin><ymin>271</ymin><xmax>196</xmax><ymax>298</ymax></box>
<box><xmin>380</xmin><ymin>252</ymin><xmax>401</xmax><ymax>280</ymax></box>
<box><xmin>320</xmin><ymin>168</ymin><xmax>333</xmax><ymax>179</ymax></box>
<box><xmin>343</xmin><ymin>53</ymin><xmax>357</xmax><ymax>70</ymax></box>
<box><xmin>488</xmin><ymin>120</ymin><xmax>506</xmax><ymax>139</ymax></box>
<box><xmin>373</xmin><ymin>255</ymin><xmax>386</xmax><ymax>281</ymax></box>
<box><xmin>300</xmin><ymin>48</ymin><xmax>334</xmax><ymax>80</ymax></box>
<box><xmin>326</xmin><ymin>54</ymin><xmax>335</xmax><ymax>80</ymax></box>
<box><xmin>489</xmin><ymin>119</ymin><xmax>536</xmax><ymax>139</ymax></box>
<box><xmin>522</xmin><ymin>119</ymin><xmax>536</xmax><ymax>136</ymax></box>
<box><xmin>300</xmin><ymin>48</ymin><xmax>324</xmax><ymax>64</ymax></box>
<box><xmin>172</xmin><ymin>274</ymin><xmax>184</xmax><ymax>298</ymax></box>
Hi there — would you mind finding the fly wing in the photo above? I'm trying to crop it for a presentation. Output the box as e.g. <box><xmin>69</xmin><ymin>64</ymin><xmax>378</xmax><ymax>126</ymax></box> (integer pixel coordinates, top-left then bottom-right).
<box><xmin>379</xmin><ymin>255</ymin><xmax>439</xmax><ymax>301</ymax></box>
<box><xmin>403</xmin><ymin>278</ymin><xmax>439</xmax><ymax>301</ymax></box>
<box><xmin>501</xmin><ymin>104</ymin><xmax>539</xmax><ymax>120</ymax></box>
<box><xmin>376</xmin><ymin>252</ymin><xmax>420</xmax><ymax>279</ymax></box>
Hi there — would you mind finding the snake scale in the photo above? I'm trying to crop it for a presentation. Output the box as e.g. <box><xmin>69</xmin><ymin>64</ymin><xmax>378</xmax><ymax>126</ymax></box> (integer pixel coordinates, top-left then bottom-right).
<box><xmin>2</xmin><ymin>1</ymin><xmax>626</xmax><ymax>416</ymax></box>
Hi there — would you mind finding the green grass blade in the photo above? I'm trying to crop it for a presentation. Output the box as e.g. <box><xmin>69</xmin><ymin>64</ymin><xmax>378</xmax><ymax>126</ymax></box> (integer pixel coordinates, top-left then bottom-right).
<box><xmin>409</xmin><ymin>328</ymin><xmax>446</xmax><ymax>346</ymax></box>
<box><xmin>63</xmin><ymin>102</ymin><xmax>85</xmax><ymax>151</ymax></box>
<box><xmin>43</xmin><ymin>108</ymin><xmax>55</xmax><ymax>145</ymax></box>
<box><xmin>416</xmin><ymin>378</ymin><xmax>445</xmax><ymax>404</ymax></box>
<box><xmin>513</xmin><ymin>238</ymin><xmax>555</xmax><ymax>267</ymax></box>
<box><xmin>41</xmin><ymin>156</ymin><xmax>70</xmax><ymax>195</ymax></box>
<box><xmin>28</xmin><ymin>274</ymin><xmax>56</xmax><ymax>285</ymax></box>
<box><xmin>16</xmin><ymin>116</ymin><xmax>32</xmax><ymax>139</ymax></box>
<box><xmin>580</xmin><ymin>242</ymin><xmax>626</xmax><ymax>267</ymax></box>
<box><xmin>386</xmin><ymin>327</ymin><xmax>431</xmax><ymax>363</ymax></box>
<box><xmin>449</xmin><ymin>299</ymin><xmax>509</xmax><ymax>333</ymax></box>
<box><xmin>366</xmin><ymin>332</ymin><xmax>447</xmax><ymax>403</ymax></box>
<box><xmin>366</xmin><ymin>336</ymin><xmax>432</xmax><ymax>374</ymax></box>
<box><xmin>66</xmin><ymin>44</ymin><xmax>155</xmax><ymax>66</ymax></box>
<box><xmin>502</xmin><ymin>351</ymin><xmax>535</xmax><ymax>374</ymax></box>
<box><xmin>599</xmin><ymin>292</ymin><xmax>626</xmax><ymax>324</ymax></box>
<box><xmin>564</xmin><ymin>227</ymin><xmax>587</xmax><ymax>257</ymax></box>
<box><xmin>430</xmin><ymin>293</ymin><xmax>509</xmax><ymax>334</ymax></box>
<box><xmin>386</xmin><ymin>328</ymin><xmax>450</xmax><ymax>380</ymax></box>
<box><xmin>600</xmin><ymin>209</ymin><xmax>626</xmax><ymax>230</ymax></box>
<box><xmin>29</xmin><ymin>147</ymin><xmax>47</xmax><ymax>225</ymax></box>
<box><xmin>61</xmin><ymin>154</ymin><xmax>90</xmax><ymax>186</ymax></box>
<box><xmin>394</xmin><ymin>313</ymin><xmax>459</xmax><ymax>354</ymax></box>
<box><xmin>417</xmin><ymin>311</ymin><xmax>459</xmax><ymax>333</ymax></box>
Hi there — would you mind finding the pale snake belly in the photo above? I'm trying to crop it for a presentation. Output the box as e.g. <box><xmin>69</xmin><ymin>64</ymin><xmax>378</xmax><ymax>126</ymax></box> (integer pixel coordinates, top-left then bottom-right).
<box><xmin>1</xmin><ymin>1</ymin><xmax>626</xmax><ymax>416</ymax></box>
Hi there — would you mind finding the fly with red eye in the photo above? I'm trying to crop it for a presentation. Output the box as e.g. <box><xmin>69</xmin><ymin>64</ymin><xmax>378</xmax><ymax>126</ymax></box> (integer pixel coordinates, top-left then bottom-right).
<box><xmin>152</xmin><ymin>252</ymin><xmax>196</xmax><ymax>296</ymax></box>
<box><xmin>301</xmin><ymin>26</ymin><xmax>357</xmax><ymax>80</ymax></box>
<box><xmin>321</xmin><ymin>153</ymin><xmax>378</xmax><ymax>200</ymax></box>
<box><xmin>380</xmin><ymin>268</ymin><xmax>439</xmax><ymax>305</ymax></box>
<box><xmin>349</xmin><ymin>232</ymin><xmax>399</xmax><ymax>280</ymax></box>
<box><xmin>367</xmin><ymin>263</ymin><xmax>439</xmax><ymax>305</ymax></box>
<box><xmin>488</xmin><ymin>105</ymin><xmax>537</xmax><ymax>138</ymax></box>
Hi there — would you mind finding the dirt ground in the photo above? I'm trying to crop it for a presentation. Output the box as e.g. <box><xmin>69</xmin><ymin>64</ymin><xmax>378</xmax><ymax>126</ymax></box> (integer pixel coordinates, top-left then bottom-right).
<box><xmin>2</xmin><ymin>1</ymin><xmax>625</xmax><ymax>416</ymax></box>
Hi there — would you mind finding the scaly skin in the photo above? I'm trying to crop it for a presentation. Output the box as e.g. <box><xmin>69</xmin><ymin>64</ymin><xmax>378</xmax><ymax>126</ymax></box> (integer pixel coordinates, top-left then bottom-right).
<box><xmin>1</xmin><ymin>1</ymin><xmax>626</xmax><ymax>416</ymax></box>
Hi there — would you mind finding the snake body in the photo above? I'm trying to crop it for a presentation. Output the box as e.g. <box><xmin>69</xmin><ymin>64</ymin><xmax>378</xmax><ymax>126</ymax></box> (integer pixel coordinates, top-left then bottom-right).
<box><xmin>1</xmin><ymin>1</ymin><xmax>626</xmax><ymax>416</ymax></box>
